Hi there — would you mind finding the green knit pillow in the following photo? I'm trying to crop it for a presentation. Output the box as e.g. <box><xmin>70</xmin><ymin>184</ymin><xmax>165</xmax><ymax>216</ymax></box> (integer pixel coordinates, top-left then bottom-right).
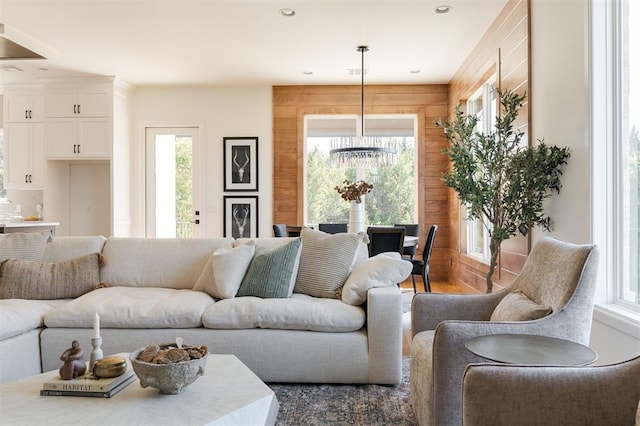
<box><xmin>236</xmin><ymin>238</ymin><xmax>302</xmax><ymax>299</ymax></box>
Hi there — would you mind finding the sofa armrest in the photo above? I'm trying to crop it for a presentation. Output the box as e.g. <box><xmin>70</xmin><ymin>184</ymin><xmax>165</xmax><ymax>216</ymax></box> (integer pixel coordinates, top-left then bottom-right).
<box><xmin>411</xmin><ymin>290</ymin><xmax>506</xmax><ymax>336</ymax></box>
<box><xmin>365</xmin><ymin>286</ymin><xmax>403</xmax><ymax>384</ymax></box>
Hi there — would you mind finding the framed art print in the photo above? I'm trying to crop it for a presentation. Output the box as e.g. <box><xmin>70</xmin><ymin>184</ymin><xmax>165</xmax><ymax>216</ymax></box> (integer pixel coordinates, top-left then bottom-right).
<box><xmin>224</xmin><ymin>137</ymin><xmax>258</xmax><ymax>191</ymax></box>
<box><xmin>223</xmin><ymin>196</ymin><xmax>258</xmax><ymax>238</ymax></box>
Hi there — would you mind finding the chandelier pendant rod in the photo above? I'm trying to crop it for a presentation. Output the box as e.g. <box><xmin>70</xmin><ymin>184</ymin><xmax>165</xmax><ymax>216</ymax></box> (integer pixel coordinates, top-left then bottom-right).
<box><xmin>358</xmin><ymin>45</ymin><xmax>368</xmax><ymax>138</ymax></box>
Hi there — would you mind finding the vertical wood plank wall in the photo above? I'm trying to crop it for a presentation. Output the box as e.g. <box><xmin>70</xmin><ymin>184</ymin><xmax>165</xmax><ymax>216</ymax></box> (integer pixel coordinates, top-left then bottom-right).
<box><xmin>447</xmin><ymin>0</ymin><xmax>530</xmax><ymax>292</ymax></box>
<box><xmin>272</xmin><ymin>85</ymin><xmax>451</xmax><ymax>281</ymax></box>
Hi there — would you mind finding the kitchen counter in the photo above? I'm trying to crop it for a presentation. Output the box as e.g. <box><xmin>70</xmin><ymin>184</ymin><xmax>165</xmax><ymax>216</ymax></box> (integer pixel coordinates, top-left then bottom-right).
<box><xmin>0</xmin><ymin>221</ymin><xmax>60</xmax><ymax>235</ymax></box>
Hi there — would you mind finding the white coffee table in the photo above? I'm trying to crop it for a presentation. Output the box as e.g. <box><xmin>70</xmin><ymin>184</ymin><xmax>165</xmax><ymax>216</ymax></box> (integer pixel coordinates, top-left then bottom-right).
<box><xmin>0</xmin><ymin>354</ymin><xmax>279</xmax><ymax>425</ymax></box>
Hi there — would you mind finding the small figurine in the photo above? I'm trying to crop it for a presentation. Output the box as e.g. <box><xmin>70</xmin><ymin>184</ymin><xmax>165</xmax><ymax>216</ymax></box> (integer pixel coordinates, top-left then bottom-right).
<box><xmin>59</xmin><ymin>340</ymin><xmax>87</xmax><ymax>380</ymax></box>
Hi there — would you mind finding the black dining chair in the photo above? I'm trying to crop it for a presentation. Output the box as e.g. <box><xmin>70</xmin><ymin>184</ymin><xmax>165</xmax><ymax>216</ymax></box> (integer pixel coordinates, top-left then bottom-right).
<box><xmin>318</xmin><ymin>223</ymin><xmax>348</xmax><ymax>234</ymax></box>
<box><xmin>286</xmin><ymin>225</ymin><xmax>302</xmax><ymax>237</ymax></box>
<box><xmin>410</xmin><ymin>224</ymin><xmax>438</xmax><ymax>292</ymax></box>
<box><xmin>394</xmin><ymin>223</ymin><xmax>420</xmax><ymax>259</ymax></box>
<box><xmin>273</xmin><ymin>224</ymin><xmax>287</xmax><ymax>237</ymax></box>
<box><xmin>367</xmin><ymin>226</ymin><xmax>406</xmax><ymax>257</ymax></box>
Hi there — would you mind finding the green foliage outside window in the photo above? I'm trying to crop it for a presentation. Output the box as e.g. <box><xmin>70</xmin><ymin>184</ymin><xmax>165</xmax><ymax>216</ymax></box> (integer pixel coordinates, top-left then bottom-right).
<box><xmin>175</xmin><ymin>137</ymin><xmax>193</xmax><ymax>237</ymax></box>
<box><xmin>306</xmin><ymin>137</ymin><xmax>415</xmax><ymax>227</ymax></box>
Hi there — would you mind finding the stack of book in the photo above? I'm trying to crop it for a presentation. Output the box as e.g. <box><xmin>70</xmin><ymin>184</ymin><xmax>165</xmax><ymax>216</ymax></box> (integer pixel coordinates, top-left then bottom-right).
<box><xmin>40</xmin><ymin>368</ymin><xmax>135</xmax><ymax>398</ymax></box>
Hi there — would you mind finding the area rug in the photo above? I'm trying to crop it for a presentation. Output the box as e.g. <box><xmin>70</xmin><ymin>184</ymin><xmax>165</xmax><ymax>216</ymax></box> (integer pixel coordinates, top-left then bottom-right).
<box><xmin>269</xmin><ymin>357</ymin><xmax>416</xmax><ymax>425</ymax></box>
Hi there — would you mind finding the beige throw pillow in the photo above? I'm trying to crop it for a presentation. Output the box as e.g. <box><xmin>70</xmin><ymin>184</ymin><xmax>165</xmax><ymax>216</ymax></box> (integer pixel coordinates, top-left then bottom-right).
<box><xmin>490</xmin><ymin>291</ymin><xmax>552</xmax><ymax>321</ymax></box>
<box><xmin>0</xmin><ymin>253</ymin><xmax>102</xmax><ymax>300</ymax></box>
<box><xmin>294</xmin><ymin>228</ymin><xmax>363</xmax><ymax>299</ymax></box>
<box><xmin>193</xmin><ymin>243</ymin><xmax>255</xmax><ymax>299</ymax></box>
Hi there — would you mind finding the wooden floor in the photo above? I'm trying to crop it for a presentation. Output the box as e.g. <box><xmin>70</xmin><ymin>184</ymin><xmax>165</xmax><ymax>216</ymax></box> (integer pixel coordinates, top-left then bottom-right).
<box><xmin>399</xmin><ymin>278</ymin><xmax>476</xmax><ymax>356</ymax></box>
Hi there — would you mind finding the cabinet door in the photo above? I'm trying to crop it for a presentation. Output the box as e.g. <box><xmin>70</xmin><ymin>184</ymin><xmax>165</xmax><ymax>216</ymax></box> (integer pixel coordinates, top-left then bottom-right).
<box><xmin>4</xmin><ymin>123</ymin><xmax>44</xmax><ymax>189</ymax></box>
<box><xmin>77</xmin><ymin>89</ymin><xmax>111</xmax><ymax>117</ymax></box>
<box><xmin>45</xmin><ymin>118</ymin><xmax>78</xmax><ymax>158</ymax></box>
<box><xmin>45</xmin><ymin>88</ymin><xmax>111</xmax><ymax>118</ymax></box>
<box><xmin>45</xmin><ymin>90</ymin><xmax>77</xmax><ymax>118</ymax></box>
<box><xmin>5</xmin><ymin>123</ymin><xmax>31</xmax><ymax>187</ymax></box>
<box><xmin>77</xmin><ymin>118</ymin><xmax>111</xmax><ymax>158</ymax></box>
<box><xmin>5</xmin><ymin>94</ymin><xmax>44</xmax><ymax>122</ymax></box>
<box><xmin>45</xmin><ymin>118</ymin><xmax>111</xmax><ymax>159</ymax></box>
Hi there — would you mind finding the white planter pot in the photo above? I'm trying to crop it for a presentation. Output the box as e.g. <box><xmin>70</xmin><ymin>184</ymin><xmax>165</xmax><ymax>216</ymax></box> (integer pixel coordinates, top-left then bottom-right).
<box><xmin>349</xmin><ymin>200</ymin><xmax>365</xmax><ymax>234</ymax></box>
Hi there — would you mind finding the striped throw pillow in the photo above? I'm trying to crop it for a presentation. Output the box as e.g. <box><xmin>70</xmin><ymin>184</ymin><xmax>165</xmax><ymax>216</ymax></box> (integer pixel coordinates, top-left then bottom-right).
<box><xmin>294</xmin><ymin>228</ymin><xmax>363</xmax><ymax>299</ymax></box>
<box><xmin>237</xmin><ymin>238</ymin><xmax>302</xmax><ymax>298</ymax></box>
<box><xmin>0</xmin><ymin>231</ymin><xmax>51</xmax><ymax>262</ymax></box>
<box><xmin>0</xmin><ymin>253</ymin><xmax>102</xmax><ymax>300</ymax></box>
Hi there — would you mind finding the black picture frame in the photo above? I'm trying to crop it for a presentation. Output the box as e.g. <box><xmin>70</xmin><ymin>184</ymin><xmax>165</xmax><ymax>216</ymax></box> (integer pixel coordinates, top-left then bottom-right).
<box><xmin>223</xmin><ymin>196</ymin><xmax>259</xmax><ymax>238</ymax></box>
<box><xmin>224</xmin><ymin>137</ymin><xmax>258</xmax><ymax>191</ymax></box>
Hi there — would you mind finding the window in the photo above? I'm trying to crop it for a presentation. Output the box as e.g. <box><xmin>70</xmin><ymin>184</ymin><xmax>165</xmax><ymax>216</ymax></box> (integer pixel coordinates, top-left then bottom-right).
<box><xmin>465</xmin><ymin>77</ymin><xmax>497</xmax><ymax>262</ymax></box>
<box><xmin>304</xmin><ymin>115</ymin><xmax>417</xmax><ymax>227</ymax></box>
<box><xmin>593</xmin><ymin>0</ymin><xmax>639</xmax><ymax>309</ymax></box>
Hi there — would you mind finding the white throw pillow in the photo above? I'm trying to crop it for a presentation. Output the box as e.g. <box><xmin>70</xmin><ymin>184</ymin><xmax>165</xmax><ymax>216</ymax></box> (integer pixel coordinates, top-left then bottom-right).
<box><xmin>341</xmin><ymin>252</ymin><xmax>412</xmax><ymax>305</ymax></box>
<box><xmin>193</xmin><ymin>242</ymin><xmax>255</xmax><ymax>299</ymax></box>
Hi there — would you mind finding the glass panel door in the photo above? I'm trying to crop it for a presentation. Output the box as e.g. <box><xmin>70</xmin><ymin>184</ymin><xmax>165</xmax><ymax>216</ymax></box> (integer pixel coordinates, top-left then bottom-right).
<box><xmin>145</xmin><ymin>127</ymin><xmax>200</xmax><ymax>238</ymax></box>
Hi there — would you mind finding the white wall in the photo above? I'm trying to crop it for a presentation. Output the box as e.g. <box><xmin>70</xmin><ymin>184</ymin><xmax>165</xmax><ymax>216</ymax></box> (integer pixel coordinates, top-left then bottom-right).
<box><xmin>531</xmin><ymin>0</ymin><xmax>640</xmax><ymax>363</ymax></box>
<box><xmin>131</xmin><ymin>86</ymin><xmax>272</xmax><ymax>238</ymax></box>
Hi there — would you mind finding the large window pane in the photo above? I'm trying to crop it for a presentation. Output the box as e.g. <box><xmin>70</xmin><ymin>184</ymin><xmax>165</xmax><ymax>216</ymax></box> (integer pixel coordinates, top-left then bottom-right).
<box><xmin>305</xmin><ymin>115</ymin><xmax>416</xmax><ymax>227</ymax></box>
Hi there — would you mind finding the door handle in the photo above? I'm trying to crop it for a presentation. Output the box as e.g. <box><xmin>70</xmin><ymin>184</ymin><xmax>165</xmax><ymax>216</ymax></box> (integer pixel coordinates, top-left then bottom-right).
<box><xmin>28</xmin><ymin>174</ymin><xmax>32</xmax><ymax>183</ymax></box>
<box><xmin>29</xmin><ymin>110</ymin><xmax>32</xmax><ymax>119</ymax></box>
<box><xmin>25</xmin><ymin>110</ymin><xmax>28</xmax><ymax>119</ymax></box>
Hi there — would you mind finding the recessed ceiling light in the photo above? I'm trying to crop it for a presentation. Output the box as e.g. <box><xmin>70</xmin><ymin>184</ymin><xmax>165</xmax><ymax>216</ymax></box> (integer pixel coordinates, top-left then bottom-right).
<box><xmin>435</xmin><ymin>5</ymin><xmax>452</xmax><ymax>14</ymax></box>
<box><xmin>279</xmin><ymin>8</ymin><xmax>296</xmax><ymax>17</ymax></box>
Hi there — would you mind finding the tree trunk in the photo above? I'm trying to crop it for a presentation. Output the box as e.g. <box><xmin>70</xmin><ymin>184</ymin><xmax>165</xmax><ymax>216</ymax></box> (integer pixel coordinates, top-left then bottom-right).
<box><xmin>485</xmin><ymin>238</ymin><xmax>500</xmax><ymax>293</ymax></box>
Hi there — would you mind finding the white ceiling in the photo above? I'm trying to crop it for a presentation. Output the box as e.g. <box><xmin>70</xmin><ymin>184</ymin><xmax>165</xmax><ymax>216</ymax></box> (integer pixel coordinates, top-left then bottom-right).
<box><xmin>0</xmin><ymin>0</ymin><xmax>507</xmax><ymax>87</ymax></box>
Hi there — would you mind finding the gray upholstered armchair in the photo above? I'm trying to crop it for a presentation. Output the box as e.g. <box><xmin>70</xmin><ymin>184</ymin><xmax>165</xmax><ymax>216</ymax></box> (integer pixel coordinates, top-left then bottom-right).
<box><xmin>461</xmin><ymin>356</ymin><xmax>640</xmax><ymax>426</ymax></box>
<box><xmin>410</xmin><ymin>237</ymin><xmax>599</xmax><ymax>426</ymax></box>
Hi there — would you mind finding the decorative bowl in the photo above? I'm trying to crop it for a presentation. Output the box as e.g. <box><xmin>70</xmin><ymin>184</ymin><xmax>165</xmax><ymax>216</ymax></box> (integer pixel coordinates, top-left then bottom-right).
<box><xmin>130</xmin><ymin>343</ymin><xmax>208</xmax><ymax>394</ymax></box>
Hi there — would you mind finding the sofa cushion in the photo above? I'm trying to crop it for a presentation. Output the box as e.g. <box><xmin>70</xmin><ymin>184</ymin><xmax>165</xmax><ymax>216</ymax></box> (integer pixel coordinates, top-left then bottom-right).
<box><xmin>0</xmin><ymin>231</ymin><xmax>51</xmax><ymax>262</ymax></box>
<box><xmin>193</xmin><ymin>242</ymin><xmax>255</xmax><ymax>299</ymax></box>
<box><xmin>201</xmin><ymin>293</ymin><xmax>365</xmax><ymax>332</ymax></box>
<box><xmin>490</xmin><ymin>291</ymin><xmax>553</xmax><ymax>321</ymax></box>
<box><xmin>43</xmin><ymin>236</ymin><xmax>107</xmax><ymax>263</ymax></box>
<box><xmin>237</xmin><ymin>238</ymin><xmax>302</xmax><ymax>298</ymax></box>
<box><xmin>0</xmin><ymin>299</ymin><xmax>66</xmax><ymax>340</ymax></box>
<box><xmin>294</xmin><ymin>228</ymin><xmax>364</xmax><ymax>299</ymax></box>
<box><xmin>100</xmin><ymin>238</ymin><xmax>233</xmax><ymax>289</ymax></box>
<box><xmin>44</xmin><ymin>287</ymin><xmax>215</xmax><ymax>328</ymax></box>
<box><xmin>341</xmin><ymin>252</ymin><xmax>413</xmax><ymax>305</ymax></box>
<box><xmin>0</xmin><ymin>253</ymin><xmax>102</xmax><ymax>300</ymax></box>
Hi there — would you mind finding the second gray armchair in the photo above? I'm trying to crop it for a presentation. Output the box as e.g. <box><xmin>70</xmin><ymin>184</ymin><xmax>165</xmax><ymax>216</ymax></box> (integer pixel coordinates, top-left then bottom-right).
<box><xmin>410</xmin><ymin>237</ymin><xmax>599</xmax><ymax>426</ymax></box>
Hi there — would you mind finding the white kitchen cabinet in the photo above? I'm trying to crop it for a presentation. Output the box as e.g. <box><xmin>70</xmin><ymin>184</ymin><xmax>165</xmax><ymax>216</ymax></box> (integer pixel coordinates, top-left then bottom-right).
<box><xmin>45</xmin><ymin>117</ymin><xmax>112</xmax><ymax>159</ymax></box>
<box><xmin>4</xmin><ymin>93</ymin><xmax>44</xmax><ymax>122</ymax></box>
<box><xmin>4</xmin><ymin>122</ymin><xmax>44</xmax><ymax>189</ymax></box>
<box><xmin>45</xmin><ymin>87</ymin><xmax>111</xmax><ymax>118</ymax></box>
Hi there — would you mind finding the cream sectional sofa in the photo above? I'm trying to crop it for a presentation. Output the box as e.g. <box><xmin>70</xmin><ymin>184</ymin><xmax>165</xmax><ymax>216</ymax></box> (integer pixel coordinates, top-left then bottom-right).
<box><xmin>0</xmin><ymin>231</ymin><xmax>409</xmax><ymax>385</ymax></box>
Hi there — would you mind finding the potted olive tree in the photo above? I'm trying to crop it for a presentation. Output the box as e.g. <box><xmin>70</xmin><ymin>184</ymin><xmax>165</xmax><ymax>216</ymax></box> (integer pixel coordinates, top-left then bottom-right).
<box><xmin>438</xmin><ymin>88</ymin><xmax>570</xmax><ymax>293</ymax></box>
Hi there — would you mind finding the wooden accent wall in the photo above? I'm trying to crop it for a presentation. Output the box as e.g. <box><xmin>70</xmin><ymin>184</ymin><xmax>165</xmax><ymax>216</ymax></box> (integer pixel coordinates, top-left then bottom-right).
<box><xmin>272</xmin><ymin>85</ymin><xmax>451</xmax><ymax>281</ymax></box>
<box><xmin>447</xmin><ymin>0</ymin><xmax>530</xmax><ymax>292</ymax></box>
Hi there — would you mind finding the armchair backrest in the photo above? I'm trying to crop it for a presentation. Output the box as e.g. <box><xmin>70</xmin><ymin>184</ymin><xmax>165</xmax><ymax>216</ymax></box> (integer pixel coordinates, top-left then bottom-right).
<box><xmin>512</xmin><ymin>237</ymin><xmax>595</xmax><ymax>312</ymax></box>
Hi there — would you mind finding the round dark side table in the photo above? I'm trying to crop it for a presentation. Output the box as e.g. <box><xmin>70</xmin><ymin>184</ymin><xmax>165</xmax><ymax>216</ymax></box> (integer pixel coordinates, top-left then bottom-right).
<box><xmin>465</xmin><ymin>334</ymin><xmax>598</xmax><ymax>366</ymax></box>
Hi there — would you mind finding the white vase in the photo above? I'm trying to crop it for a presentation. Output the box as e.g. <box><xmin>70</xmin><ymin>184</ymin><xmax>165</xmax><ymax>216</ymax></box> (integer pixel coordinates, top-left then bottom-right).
<box><xmin>349</xmin><ymin>199</ymin><xmax>365</xmax><ymax>234</ymax></box>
